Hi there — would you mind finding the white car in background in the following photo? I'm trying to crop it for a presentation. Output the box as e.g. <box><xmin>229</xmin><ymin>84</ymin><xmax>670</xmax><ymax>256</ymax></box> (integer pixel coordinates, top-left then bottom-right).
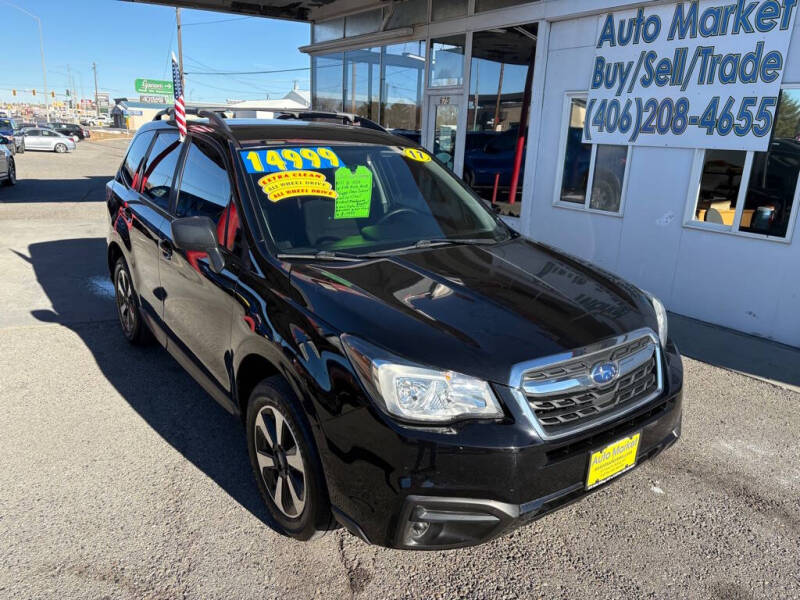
<box><xmin>20</xmin><ymin>128</ymin><xmax>77</xmax><ymax>153</ymax></box>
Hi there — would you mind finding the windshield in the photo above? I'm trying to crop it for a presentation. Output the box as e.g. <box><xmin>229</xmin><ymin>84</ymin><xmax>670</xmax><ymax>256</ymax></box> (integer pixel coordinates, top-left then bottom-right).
<box><xmin>240</xmin><ymin>143</ymin><xmax>511</xmax><ymax>256</ymax></box>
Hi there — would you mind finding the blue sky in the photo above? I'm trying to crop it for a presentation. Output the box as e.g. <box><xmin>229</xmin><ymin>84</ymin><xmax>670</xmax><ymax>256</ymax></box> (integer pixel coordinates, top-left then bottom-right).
<box><xmin>1</xmin><ymin>0</ymin><xmax>310</xmax><ymax>104</ymax></box>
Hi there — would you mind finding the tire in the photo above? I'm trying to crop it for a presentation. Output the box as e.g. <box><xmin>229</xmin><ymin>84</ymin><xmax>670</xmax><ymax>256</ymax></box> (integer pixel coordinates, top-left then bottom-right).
<box><xmin>3</xmin><ymin>158</ymin><xmax>15</xmax><ymax>186</ymax></box>
<box><xmin>54</xmin><ymin>143</ymin><xmax>67</xmax><ymax>153</ymax></box>
<box><xmin>18</xmin><ymin>142</ymin><xmax>24</xmax><ymax>154</ymax></box>
<box><xmin>113</xmin><ymin>257</ymin><xmax>151</xmax><ymax>345</ymax></box>
<box><xmin>246</xmin><ymin>377</ymin><xmax>333</xmax><ymax>540</ymax></box>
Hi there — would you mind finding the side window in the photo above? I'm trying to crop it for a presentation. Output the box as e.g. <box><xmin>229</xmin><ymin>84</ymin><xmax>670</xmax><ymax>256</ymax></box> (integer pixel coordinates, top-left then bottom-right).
<box><xmin>26</xmin><ymin>129</ymin><xmax>41</xmax><ymax>137</ymax></box>
<box><xmin>120</xmin><ymin>130</ymin><xmax>154</xmax><ymax>187</ymax></box>
<box><xmin>141</xmin><ymin>131</ymin><xmax>181</xmax><ymax>210</ymax></box>
<box><xmin>176</xmin><ymin>137</ymin><xmax>239</xmax><ymax>251</ymax></box>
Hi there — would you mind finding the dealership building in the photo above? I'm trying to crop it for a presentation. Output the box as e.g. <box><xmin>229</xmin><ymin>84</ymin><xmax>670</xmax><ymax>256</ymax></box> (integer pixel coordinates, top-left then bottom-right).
<box><xmin>149</xmin><ymin>0</ymin><xmax>800</xmax><ymax>348</ymax></box>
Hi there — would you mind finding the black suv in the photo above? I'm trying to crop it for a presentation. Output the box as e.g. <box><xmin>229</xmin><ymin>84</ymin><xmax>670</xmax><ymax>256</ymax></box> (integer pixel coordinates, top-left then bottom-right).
<box><xmin>106</xmin><ymin>110</ymin><xmax>682</xmax><ymax>550</ymax></box>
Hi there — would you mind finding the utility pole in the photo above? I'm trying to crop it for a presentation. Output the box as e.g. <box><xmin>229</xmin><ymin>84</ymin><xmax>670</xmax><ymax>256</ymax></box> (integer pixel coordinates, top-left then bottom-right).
<box><xmin>176</xmin><ymin>8</ymin><xmax>185</xmax><ymax>93</ymax></box>
<box><xmin>6</xmin><ymin>3</ymin><xmax>49</xmax><ymax>120</ymax></box>
<box><xmin>92</xmin><ymin>62</ymin><xmax>99</xmax><ymax>118</ymax></box>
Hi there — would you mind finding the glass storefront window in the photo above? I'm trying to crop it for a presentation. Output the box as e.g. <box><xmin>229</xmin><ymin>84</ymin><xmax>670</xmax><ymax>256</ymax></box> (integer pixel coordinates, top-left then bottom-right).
<box><xmin>465</xmin><ymin>27</ymin><xmax>536</xmax><ymax>203</ymax></box>
<box><xmin>432</xmin><ymin>0</ymin><xmax>467</xmax><ymax>21</ymax></box>
<box><xmin>560</xmin><ymin>98</ymin><xmax>590</xmax><ymax>204</ymax></box>
<box><xmin>431</xmin><ymin>101</ymin><xmax>459</xmax><ymax>170</ymax></box>
<box><xmin>739</xmin><ymin>90</ymin><xmax>800</xmax><ymax>238</ymax></box>
<box><xmin>429</xmin><ymin>35</ymin><xmax>465</xmax><ymax>87</ymax></box>
<box><xmin>312</xmin><ymin>53</ymin><xmax>344</xmax><ymax>112</ymax></box>
<box><xmin>692</xmin><ymin>150</ymin><xmax>746</xmax><ymax>226</ymax></box>
<box><xmin>345</xmin><ymin>48</ymin><xmax>380</xmax><ymax>121</ymax></box>
<box><xmin>556</xmin><ymin>95</ymin><xmax>629</xmax><ymax>213</ymax></box>
<box><xmin>381</xmin><ymin>41</ymin><xmax>425</xmax><ymax>140</ymax></box>
<box><xmin>687</xmin><ymin>90</ymin><xmax>800</xmax><ymax>239</ymax></box>
<box><xmin>589</xmin><ymin>145</ymin><xmax>627</xmax><ymax>212</ymax></box>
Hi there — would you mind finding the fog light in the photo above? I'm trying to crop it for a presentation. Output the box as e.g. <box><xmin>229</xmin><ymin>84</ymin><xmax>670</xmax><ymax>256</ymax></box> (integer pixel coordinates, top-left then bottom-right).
<box><xmin>409</xmin><ymin>521</ymin><xmax>429</xmax><ymax>538</ymax></box>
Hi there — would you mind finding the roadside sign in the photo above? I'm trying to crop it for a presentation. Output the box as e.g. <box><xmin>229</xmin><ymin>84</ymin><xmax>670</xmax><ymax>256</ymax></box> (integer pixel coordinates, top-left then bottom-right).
<box><xmin>134</xmin><ymin>78</ymin><xmax>174</xmax><ymax>95</ymax></box>
<box><xmin>96</xmin><ymin>92</ymin><xmax>110</xmax><ymax>108</ymax></box>
<box><xmin>140</xmin><ymin>94</ymin><xmax>168</xmax><ymax>104</ymax></box>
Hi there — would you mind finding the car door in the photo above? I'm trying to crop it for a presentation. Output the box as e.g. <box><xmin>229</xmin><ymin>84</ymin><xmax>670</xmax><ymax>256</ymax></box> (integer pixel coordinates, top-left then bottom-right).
<box><xmin>41</xmin><ymin>129</ymin><xmax>59</xmax><ymax>150</ymax></box>
<box><xmin>158</xmin><ymin>134</ymin><xmax>239</xmax><ymax>404</ymax></box>
<box><xmin>25</xmin><ymin>129</ymin><xmax>43</xmax><ymax>150</ymax></box>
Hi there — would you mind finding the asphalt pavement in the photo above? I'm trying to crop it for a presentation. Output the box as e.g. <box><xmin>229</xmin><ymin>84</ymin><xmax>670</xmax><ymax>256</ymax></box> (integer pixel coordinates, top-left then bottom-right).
<box><xmin>1</xmin><ymin>139</ymin><xmax>798</xmax><ymax>600</ymax></box>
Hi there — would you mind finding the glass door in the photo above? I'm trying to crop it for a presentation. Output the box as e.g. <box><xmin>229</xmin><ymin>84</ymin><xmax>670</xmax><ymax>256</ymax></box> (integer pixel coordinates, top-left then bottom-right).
<box><xmin>424</xmin><ymin>94</ymin><xmax>460</xmax><ymax>172</ymax></box>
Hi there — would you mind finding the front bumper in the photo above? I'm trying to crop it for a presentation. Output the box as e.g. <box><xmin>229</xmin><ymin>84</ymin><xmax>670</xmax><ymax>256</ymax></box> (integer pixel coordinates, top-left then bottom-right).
<box><xmin>319</xmin><ymin>342</ymin><xmax>683</xmax><ymax>550</ymax></box>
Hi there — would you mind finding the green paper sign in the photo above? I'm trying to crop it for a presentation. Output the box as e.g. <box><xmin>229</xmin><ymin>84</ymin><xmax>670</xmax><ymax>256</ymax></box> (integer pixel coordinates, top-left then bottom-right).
<box><xmin>334</xmin><ymin>166</ymin><xmax>372</xmax><ymax>219</ymax></box>
<box><xmin>134</xmin><ymin>78</ymin><xmax>174</xmax><ymax>95</ymax></box>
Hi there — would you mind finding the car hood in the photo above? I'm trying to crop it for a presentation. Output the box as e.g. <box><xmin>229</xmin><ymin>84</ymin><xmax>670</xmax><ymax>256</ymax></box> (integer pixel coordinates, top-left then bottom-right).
<box><xmin>289</xmin><ymin>238</ymin><xmax>655</xmax><ymax>385</ymax></box>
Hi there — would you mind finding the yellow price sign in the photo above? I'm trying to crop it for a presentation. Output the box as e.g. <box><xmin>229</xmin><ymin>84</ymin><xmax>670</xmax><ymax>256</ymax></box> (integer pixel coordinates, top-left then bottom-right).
<box><xmin>402</xmin><ymin>148</ymin><xmax>431</xmax><ymax>162</ymax></box>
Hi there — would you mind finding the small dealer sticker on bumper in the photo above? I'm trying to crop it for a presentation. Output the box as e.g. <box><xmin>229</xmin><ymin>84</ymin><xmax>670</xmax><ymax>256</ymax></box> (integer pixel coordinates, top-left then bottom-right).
<box><xmin>586</xmin><ymin>432</ymin><xmax>641</xmax><ymax>490</ymax></box>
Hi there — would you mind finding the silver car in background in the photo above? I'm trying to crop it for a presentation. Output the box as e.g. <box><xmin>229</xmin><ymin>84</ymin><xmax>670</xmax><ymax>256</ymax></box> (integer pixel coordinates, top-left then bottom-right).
<box><xmin>20</xmin><ymin>128</ymin><xmax>76</xmax><ymax>153</ymax></box>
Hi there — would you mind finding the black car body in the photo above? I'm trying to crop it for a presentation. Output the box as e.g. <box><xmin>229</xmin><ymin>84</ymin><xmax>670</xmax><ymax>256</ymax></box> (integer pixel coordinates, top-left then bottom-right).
<box><xmin>105</xmin><ymin>113</ymin><xmax>682</xmax><ymax>550</ymax></box>
<box><xmin>50</xmin><ymin>122</ymin><xmax>90</xmax><ymax>140</ymax></box>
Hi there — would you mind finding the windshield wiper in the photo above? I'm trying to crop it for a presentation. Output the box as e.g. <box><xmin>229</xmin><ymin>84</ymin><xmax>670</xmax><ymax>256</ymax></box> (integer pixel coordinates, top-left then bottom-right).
<box><xmin>364</xmin><ymin>238</ymin><xmax>499</xmax><ymax>257</ymax></box>
<box><xmin>276</xmin><ymin>250</ymin><xmax>365</xmax><ymax>262</ymax></box>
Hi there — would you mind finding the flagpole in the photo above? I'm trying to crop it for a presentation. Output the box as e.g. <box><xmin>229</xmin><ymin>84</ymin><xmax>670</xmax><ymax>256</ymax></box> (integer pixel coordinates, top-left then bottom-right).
<box><xmin>176</xmin><ymin>7</ymin><xmax>185</xmax><ymax>95</ymax></box>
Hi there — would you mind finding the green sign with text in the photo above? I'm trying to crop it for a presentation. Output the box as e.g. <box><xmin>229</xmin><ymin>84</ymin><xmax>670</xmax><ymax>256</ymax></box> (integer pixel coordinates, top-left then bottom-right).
<box><xmin>134</xmin><ymin>78</ymin><xmax>174</xmax><ymax>95</ymax></box>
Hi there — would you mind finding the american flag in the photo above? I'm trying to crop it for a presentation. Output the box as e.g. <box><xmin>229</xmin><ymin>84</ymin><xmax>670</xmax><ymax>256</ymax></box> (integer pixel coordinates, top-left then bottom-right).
<box><xmin>171</xmin><ymin>53</ymin><xmax>186</xmax><ymax>140</ymax></box>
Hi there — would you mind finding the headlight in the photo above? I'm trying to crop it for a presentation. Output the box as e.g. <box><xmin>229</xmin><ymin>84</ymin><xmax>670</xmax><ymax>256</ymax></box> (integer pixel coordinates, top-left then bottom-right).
<box><xmin>643</xmin><ymin>290</ymin><xmax>668</xmax><ymax>349</ymax></box>
<box><xmin>341</xmin><ymin>334</ymin><xmax>503</xmax><ymax>424</ymax></box>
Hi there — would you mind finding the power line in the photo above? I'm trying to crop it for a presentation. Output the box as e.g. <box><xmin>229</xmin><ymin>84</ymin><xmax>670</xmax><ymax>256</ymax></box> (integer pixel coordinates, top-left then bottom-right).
<box><xmin>185</xmin><ymin>65</ymin><xmax>312</xmax><ymax>76</ymax></box>
<box><xmin>181</xmin><ymin>15</ymin><xmax>253</xmax><ymax>26</ymax></box>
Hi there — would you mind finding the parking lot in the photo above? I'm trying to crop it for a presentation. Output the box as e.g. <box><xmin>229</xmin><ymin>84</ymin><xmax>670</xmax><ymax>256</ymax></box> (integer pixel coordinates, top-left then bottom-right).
<box><xmin>0</xmin><ymin>140</ymin><xmax>798</xmax><ymax>599</ymax></box>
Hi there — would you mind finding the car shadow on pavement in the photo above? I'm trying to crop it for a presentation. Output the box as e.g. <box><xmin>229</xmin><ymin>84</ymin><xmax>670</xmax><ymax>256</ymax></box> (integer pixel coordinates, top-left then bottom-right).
<box><xmin>19</xmin><ymin>236</ymin><xmax>281</xmax><ymax>533</ymax></box>
<box><xmin>0</xmin><ymin>176</ymin><xmax>113</xmax><ymax>203</ymax></box>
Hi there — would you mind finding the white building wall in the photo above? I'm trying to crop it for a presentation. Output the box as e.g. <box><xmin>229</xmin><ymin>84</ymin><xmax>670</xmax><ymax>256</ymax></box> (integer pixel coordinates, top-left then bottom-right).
<box><xmin>526</xmin><ymin>14</ymin><xmax>800</xmax><ymax>347</ymax></box>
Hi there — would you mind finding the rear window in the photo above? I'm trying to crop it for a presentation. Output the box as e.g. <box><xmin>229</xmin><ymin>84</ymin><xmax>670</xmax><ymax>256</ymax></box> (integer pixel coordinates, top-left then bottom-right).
<box><xmin>121</xmin><ymin>131</ymin><xmax>155</xmax><ymax>188</ymax></box>
<box><xmin>239</xmin><ymin>143</ymin><xmax>507</xmax><ymax>255</ymax></box>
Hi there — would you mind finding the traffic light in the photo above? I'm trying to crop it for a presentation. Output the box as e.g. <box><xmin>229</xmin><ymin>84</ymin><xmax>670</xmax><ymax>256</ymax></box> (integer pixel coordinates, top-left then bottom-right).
<box><xmin>51</xmin><ymin>91</ymin><xmax>55</xmax><ymax>98</ymax></box>
<box><xmin>11</xmin><ymin>89</ymin><xmax>16</xmax><ymax>96</ymax></box>
<box><xmin>32</xmin><ymin>89</ymin><xmax>36</xmax><ymax>96</ymax></box>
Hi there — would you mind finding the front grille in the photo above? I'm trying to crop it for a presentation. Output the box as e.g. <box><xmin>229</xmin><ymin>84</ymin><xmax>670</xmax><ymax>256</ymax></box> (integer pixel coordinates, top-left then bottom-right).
<box><xmin>521</xmin><ymin>333</ymin><xmax>662</xmax><ymax>437</ymax></box>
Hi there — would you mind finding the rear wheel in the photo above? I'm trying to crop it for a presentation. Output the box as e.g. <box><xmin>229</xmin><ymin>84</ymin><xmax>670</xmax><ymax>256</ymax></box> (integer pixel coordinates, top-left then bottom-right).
<box><xmin>246</xmin><ymin>377</ymin><xmax>333</xmax><ymax>540</ymax></box>
<box><xmin>54</xmin><ymin>143</ymin><xmax>67</xmax><ymax>153</ymax></box>
<box><xmin>113</xmin><ymin>257</ymin><xmax>151</xmax><ymax>345</ymax></box>
<box><xmin>3</xmin><ymin>158</ymin><xmax>15</xmax><ymax>186</ymax></box>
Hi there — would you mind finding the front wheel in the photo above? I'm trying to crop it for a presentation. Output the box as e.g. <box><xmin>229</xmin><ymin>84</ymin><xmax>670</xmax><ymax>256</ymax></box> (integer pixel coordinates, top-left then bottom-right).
<box><xmin>54</xmin><ymin>143</ymin><xmax>67</xmax><ymax>153</ymax></box>
<box><xmin>246</xmin><ymin>377</ymin><xmax>333</xmax><ymax>540</ymax></box>
<box><xmin>3</xmin><ymin>158</ymin><xmax>15</xmax><ymax>186</ymax></box>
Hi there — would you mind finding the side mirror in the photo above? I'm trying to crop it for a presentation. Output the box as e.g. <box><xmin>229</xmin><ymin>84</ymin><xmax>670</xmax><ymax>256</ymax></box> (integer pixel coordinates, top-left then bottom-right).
<box><xmin>171</xmin><ymin>216</ymin><xmax>225</xmax><ymax>273</ymax></box>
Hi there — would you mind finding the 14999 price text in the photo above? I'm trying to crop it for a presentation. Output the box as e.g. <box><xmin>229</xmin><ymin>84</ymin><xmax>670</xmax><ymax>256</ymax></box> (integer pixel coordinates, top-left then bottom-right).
<box><xmin>585</xmin><ymin>95</ymin><xmax>777</xmax><ymax>143</ymax></box>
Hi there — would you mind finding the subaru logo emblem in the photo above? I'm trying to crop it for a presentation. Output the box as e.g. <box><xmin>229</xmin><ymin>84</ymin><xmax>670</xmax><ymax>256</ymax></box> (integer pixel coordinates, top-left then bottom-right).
<box><xmin>591</xmin><ymin>362</ymin><xmax>618</xmax><ymax>385</ymax></box>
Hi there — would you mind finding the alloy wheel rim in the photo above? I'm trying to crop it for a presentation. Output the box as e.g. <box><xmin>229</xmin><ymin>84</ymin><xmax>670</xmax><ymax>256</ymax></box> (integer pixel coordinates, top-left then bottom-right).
<box><xmin>115</xmin><ymin>269</ymin><xmax>135</xmax><ymax>335</ymax></box>
<box><xmin>56</xmin><ymin>144</ymin><xmax>65</xmax><ymax>153</ymax></box>
<box><xmin>253</xmin><ymin>405</ymin><xmax>306</xmax><ymax>518</ymax></box>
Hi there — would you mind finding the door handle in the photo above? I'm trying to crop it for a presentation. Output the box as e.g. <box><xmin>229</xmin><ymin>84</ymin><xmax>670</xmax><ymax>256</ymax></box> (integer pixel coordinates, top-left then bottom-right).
<box><xmin>159</xmin><ymin>239</ymin><xmax>173</xmax><ymax>259</ymax></box>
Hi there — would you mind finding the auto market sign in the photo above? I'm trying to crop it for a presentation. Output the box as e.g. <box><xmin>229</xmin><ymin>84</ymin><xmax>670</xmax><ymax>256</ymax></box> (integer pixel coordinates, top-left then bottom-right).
<box><xmin>134</xmin><ymin>78</ymin><xmax>174</xmax><ymax>96</ymax></box>
<box><xmin>584</xmin><ymin>0</ymin><xmax>798</xmax><ymax>150</ymax></box>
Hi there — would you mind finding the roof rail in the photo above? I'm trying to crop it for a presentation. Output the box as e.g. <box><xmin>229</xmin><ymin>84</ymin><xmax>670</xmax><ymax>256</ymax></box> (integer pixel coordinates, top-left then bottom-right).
<box><xmin>152</xmin><ymin>106</ymin><xmax>234</xmax><ymax>137</ymax></box>
<box><xmin>276</xmin><ymin>110</ymin><xmax>386</xmax><ymax>132</ymax></box>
